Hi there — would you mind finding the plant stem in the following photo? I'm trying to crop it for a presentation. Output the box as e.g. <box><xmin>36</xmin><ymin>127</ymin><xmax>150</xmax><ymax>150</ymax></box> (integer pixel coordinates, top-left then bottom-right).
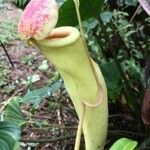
<box><xmin>74</xmin><ymin>0</ymin><xmax>84</xmax><ymax>39</ymax></box>
<box><xmin>0</xmin><ymin>41</ymin><xmax>14</xmax><ymax>67</ymax></box>
<box><xmin>74</xmin><ymin>103</ymin><xmax>86</xmax><ymax>150</ymax></box>
<box><xmin>130</xmin><ymin>5</ymin><xmax>141</xmax><ymax>22</ymax></box>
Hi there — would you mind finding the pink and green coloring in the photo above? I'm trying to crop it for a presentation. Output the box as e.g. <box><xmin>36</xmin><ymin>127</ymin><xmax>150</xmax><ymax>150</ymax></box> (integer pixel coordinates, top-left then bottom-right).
<box><xmin>18</xmin><ymin>0</ymin><xmax>108</xmax><ymax>149</ymax></box>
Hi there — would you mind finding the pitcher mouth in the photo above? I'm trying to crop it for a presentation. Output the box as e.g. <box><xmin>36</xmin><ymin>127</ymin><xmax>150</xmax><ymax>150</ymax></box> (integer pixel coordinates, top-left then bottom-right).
<box><xmin>46</xmin><ymin>30</ymin><xmax>70</xmax><ymax>39</ymax></box>
<box><xmin>36</xmin><ymin>26</ymin><xmax>80</xmax><ymax>47</ymax></box>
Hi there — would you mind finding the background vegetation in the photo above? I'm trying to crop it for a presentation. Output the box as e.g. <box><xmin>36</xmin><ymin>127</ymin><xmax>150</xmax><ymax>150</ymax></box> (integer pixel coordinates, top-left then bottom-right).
<box><xmin>0</xmin><ymin>0</ymin><xmax>149</xmax><ymax>149</ymax></box>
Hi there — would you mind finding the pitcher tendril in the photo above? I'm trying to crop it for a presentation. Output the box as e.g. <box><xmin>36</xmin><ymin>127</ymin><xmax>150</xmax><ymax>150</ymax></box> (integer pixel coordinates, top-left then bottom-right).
<box><xmin>73</xmin><ymin>1</ymin><xmax>104</xmax><ymax>149</ymax></box>
<box><xmin>73</xmin><ymin>0</ymin><xmax>103</xmax><ymax>108</ymax></box>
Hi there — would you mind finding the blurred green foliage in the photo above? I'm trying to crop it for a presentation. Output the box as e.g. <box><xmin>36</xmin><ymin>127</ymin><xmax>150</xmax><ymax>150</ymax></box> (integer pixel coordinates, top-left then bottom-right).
<box><xmin>0</xmin><ymin>97</ymin><xmax>23</xmax><ymax>150</ymax></box>
<box><xmin>0</xmin><ymin>20</ymin><xmax>19</xmax><ymax>44</ymax></box>
<box><xmin>15</xmin><ymin>0</ymin><xmax>29</xmax><ymax>9</ymax></box>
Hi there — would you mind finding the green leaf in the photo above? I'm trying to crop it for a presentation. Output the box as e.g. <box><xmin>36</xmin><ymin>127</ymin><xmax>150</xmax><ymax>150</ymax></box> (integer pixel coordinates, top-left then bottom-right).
<box><xmin>57</xmin><ymin>0</ymin><xmax>104</xmax><ymax>26</ymax></box>
<box><xmin>100</xmin><ymin>61</ymin><xmax>122</xmax><ymax>100</ymax></box>
<box><xmin>0</xmin><ymin>122</ymin><xmax>20</xmax><ymax>139</ymax></box>
<box><xmin>125</xmin><ymin>58</ymin><xmax>141</xmax><ymax>81</ymax></box>
<box><xmin>15</xmin><ymin>0</ymin><xmax>29</xmax><ymax>9</ymax></box>
<box><xmin>124</xmin><ymin>0</ymin><xmax>138</xmax><ymax>6</ymax></box>
<box><xmin>100</xmin><ymin>11</ymin><xmax>113</xmax><ymax>23</ymax></box>
<box><xmin>0</xmin><ymin>121</ymin><xmax>21</xmax><ymax>150</ymax></box>
<box><xmin>23</xmin><ymin>86</ymin><xmax>51</xmax><ymax>106</ymax></box>
<box><xmin>23</xmin><ymin>81</ymin><xmax>62</xmax><ymax>107</ymax></box>
<box><xmin>124</xmin><ymin>83</ymin><xmax>140</xmax><ymax>113</ymax></box>
<box><xmin>0</xmin><ymin>139</ymin><xmax>9</xmax><ymax>150</ymax></box>
<box><xmin>38</xmin><ymin>60</ymin><xmax>49</xmax><ymax>72</ymax></box>
<box><xmin>27</xmin><ymin>74</ymin><xmax>40</xmax><ymax>83</ymax></box>
<box><xmin>110</xmin><ymin>138</ymin><xmax>138</xmax><ymax>150</ymax></box>
<box><xmin>4</xmin><ymin>97</ymin><xmax>26</xmax><ymax>126</ymax></box>
<box><xmin>82</xmin><ymin>18</ymin><xmax>99</xmax><ymax>30</ymax></box>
